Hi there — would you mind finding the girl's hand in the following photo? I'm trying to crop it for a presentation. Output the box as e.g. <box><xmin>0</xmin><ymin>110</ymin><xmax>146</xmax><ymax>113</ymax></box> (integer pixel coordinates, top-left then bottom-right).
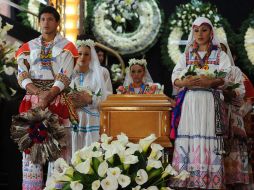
<box><xmin>70</xmin><ymin>91</ymin><xmax>92</xmax><ymax>108</ymax></box>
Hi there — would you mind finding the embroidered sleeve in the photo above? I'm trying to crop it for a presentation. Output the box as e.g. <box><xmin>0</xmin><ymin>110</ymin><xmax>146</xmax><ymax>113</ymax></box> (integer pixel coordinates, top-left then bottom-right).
<box><xmin>17</xmin><ymin>71</ymin><xmax>32</xmax><ymax>88</ymax></box>
<box><xmin>55</xmin><ymin>73</ymin><xmax>71</xmax><ymax>89</ymax></box>
<box><xmin>53</xmin><ymin>51</ymin><xmax>74</xmax><ymax>91</ymax></box>
<box><xmin>172</xmin><ymin>54</ymin><xmax>187</xmax><ymax>86</ymax></box>
<box><xmin>16</xmin><ymin>43</ymin><xmax>32</xmax><ymax>89</ymax></box>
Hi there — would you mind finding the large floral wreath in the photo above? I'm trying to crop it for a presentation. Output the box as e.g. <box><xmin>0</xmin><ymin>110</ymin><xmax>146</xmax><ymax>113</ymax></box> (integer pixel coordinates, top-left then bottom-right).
<box><xmin>11</xmin><ymin>108</ymin><xmax>66</xmax><ymax>164</ymax></box>
<box><xmin>161</xmin><ymin>0</ymin><xmax>235</xmax><ymax>71</ymax></box>
<box><xmin>237</xmin><ymin>10</ymin><xmax>254</xmax><ymax>82</ymax></box>
<box><xmin>92</xmin><ymin>0</ymin><xmax>162</xmax><ymax>55</ymax></box>
<box><xmin>0</xmin><ymin>16</ymin><xmax>20</xmax><ymax>100</ymax></box>
<box><xmin>18</xmin><ymin>0</ymin><xmax>46</xmax><ymax>30</ymax></box>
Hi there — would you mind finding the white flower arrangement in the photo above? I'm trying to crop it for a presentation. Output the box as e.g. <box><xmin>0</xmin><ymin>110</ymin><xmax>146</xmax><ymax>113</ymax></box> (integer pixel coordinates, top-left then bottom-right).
<box><xmin>92</xmin><ymin>0</ymin><xmax>162</xmax><ymax>55</ymax></box>
<box><xmin>128</xmin><ymin>58</ymin><xmax>147</xmax><ymax>67</ymax></box>
<box><xmin>167</xmin><ymin>0</ymin><xmax>227</xmax><ymax>65</ymax></box>
<box><xmin>72</xmin><ymin>83</ymin><xmax>102</xmax><ymax>97</ymax></box>
<box><xmin>169</xmin><ymin>0</ymin><xmax>222</xmax><ymax>35</ymax></box>
<box><xmin>178</xmin><ymin>65</ymin><xmax>226</xmax><ymax>81</ymax></box>
<box><xmin>76</xmin><ymin>39</ymin><xmax>95</xmax><ymax>48</ymax></box>
<box><xmin>27</xmin><ymin>0</ymin><xmax>40</xmax><ymax>29</ymax></box>
<box><xmin>0</xmin><ymin>16</ymin><xmax>20</xmax><ymax>99</ymax></box>
<box><xmin>110</xmin><ymin>64</ymin><xmax>124</xmax><ymax>83</ymax></box>
<box><xmin>45</xmin><ymin>133</ymin><xmax>190</xmax><ymax>190</ymax></box>
<box><xmin>244</xmin><ymin>26</ymin><xmax>254</xmax><ymax>65</ymax></box>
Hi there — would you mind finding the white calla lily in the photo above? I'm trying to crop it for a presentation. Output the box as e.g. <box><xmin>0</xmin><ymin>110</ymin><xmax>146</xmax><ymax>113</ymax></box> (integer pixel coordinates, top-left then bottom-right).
<box><xmin>70</xmin><ymin>181</ymin><xmax>83</xmax><ymax>190</ymax></box>
<box><xmin>146</xmin><ymin>159</ymin><xmax>162</xmax><ymax>171</ymax></box>
<box><xmin>92</xmin><ymin>180</ymin><xmax>100</xmax><ymax>190</ymax></box>
<box><xmin>161</xmin><ymin>164</ymin><xmax>178</xmax><ymax>178</ymax></box>
<box><xmin>173</xmin><ymin>170</ymin><xmax>190</xmax><ymax>181</ymax></box>
<box><xmin>3</xmin><ymin>65</ymin><xmax>15</xmax><ymax>75</ymax></box>
<box><xmin>117</xmin><ymin>174</ymin><xmax>131</xmax><ymax>188</ymax></box>
<box><xmin>44</xmin><ymin>176</ymin><xmax>57</xmax><ymax>190</ymax></box>
<box><xmin>53</xmin><ymin>158</ymin><xmax>69</xmax><ymax>173</ymax></box>
<box><xmin>98</xmin><ymin>161</ymin><xmax>108</xmax><ymax>177</ymax></box>
<box><xmin>101</xmin><ymin>176</ymin><xmax>118</xmax><ymax>190</ymax></box>
<box><xmin>127</xmin><ymin>142</ymin><xmax>142</xmax><ymax>152</ymax></box>
<box><xmin>123</xmin><ymin>154</ymin><xmax>139</xmax><ymax>165</ymax></box>
<box><xmin>149</xmin><ymin>144</ymin><xmax>163</xmax><ymax>159</ymax></box>
<box><xmin>90</xmin><ymin>142</ymin><xmax>101</xmax><ymax>150</ymax></box>
<box><xmin>75</xmin><ymin>159</ymin><xmax>93</xmax><ymax>174</ymax></box>
<box><xmin>117</xmin><ymin>132</ymin><xmax>129</xmax><ymax>146</ymax></box>
<box><xmin>107</xmin><ymin>167</ymin><xmax>122</xmax><ymax>178</ymax></box>
<box><xmin>139</xmin><ymin>134</ymin><xmax>157</xmax><ymax>152</ymax></box>
<box><xmin>101</xmin><ymin>133</ymin><xmax>113</xmax><ymax>144</ymax></box>
<box><xmin>147</xmin><ymin>186</ymin><xmax>159</xmax><ymax>190</ymax></box>
<box><xmin>135</xmin><ymin>169</ymin><xmax>148</xmax><ymax>185</ymax></box>
<box><xmin>71</xmin><ymin>151</ymin><xmax>82</xmax><ymax>166</ymax></box>
<box><xmin>54</xmin><ymin>172</ymin><xmax>72</xmax><ymax>182</ymax></box>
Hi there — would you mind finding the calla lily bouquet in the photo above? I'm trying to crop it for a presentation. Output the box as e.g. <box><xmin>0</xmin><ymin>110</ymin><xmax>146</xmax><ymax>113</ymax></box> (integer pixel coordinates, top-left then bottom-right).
<box><xmin>45</xmin><ymin>133</ymin><xmax>189</xmax><ymax>190</ymax></box>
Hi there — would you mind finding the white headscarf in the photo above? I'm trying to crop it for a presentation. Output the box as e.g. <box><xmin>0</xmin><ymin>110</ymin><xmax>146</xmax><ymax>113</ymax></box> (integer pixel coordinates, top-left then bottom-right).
<box><xmin>75</xmin><ymin>39</ymin><xmax>108</xmax><ymax>100</ymax></box>
<box><xmin>185</xmin><ymin>17</ymin><xmax>221</xmax><ymax>52</ymax></box>
<box><xmin>123</xmin><ymin>58</ymin><xmax>153</xmax><ymax>86</ymax></box>
<box><xmin>219</xmin><ymin>39</ymin><xmax>235</xmax><ymax>66</ymax></box>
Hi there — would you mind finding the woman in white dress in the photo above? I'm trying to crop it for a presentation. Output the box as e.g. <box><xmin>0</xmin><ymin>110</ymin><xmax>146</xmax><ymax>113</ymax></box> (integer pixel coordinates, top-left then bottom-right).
<box><xmin>69</xmin><ymin>39</ymin><xmax>112</xmax><ymax>155</ymax></box>
<box><xmin>170</xmin><ymin>17</ymin><xmax>231</xmax><ymax>189</ymax></box>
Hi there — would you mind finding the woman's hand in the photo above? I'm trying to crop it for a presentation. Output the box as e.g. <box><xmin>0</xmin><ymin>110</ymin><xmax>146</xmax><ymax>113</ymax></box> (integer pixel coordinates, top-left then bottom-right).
<box><xmin>197</xmin><ymin>77</ymin><xmax>212</xmax><ymax>88</ymax></box>
<box><xmin>70</xmin><ymin>91</ymin><xmax>92</xmax><ymax>108</ymax></box>
<box><xmin>175</xmin><ymin>76</ymin><xmax>201</xmax><ymax>88</ymax></box>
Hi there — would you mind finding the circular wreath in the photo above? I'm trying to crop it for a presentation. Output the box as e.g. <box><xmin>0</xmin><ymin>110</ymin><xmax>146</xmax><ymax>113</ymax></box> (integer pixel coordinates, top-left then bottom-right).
<box><xmin>161</xmin><ymin>0</ymin><xmax>235</xmax><ymax>71</ymax></box>
<box><xmin>18</xmin><ymin>0</ymin><xmax>46</xmax><ymax>29</ymax></box>
<box><xmin>238</xmin><ymin>10</ymin><xmax>254</xmax><ymax>82</ymax></box>
<box><xmin>11</xmin><ymin>108</ymin><xmax>66</xmax><ymax>164</ymax></box>
<box><xmin>92</xmin><ymin>0</ymin><xmax>162</xmax><ymax>56</ymax></box>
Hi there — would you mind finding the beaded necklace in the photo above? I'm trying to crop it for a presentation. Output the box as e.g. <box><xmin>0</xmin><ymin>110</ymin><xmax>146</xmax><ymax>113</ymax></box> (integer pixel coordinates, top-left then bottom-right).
<box><xmin>40</xmin><ymin>40</ymin><xmax>54</xmax><ymax>68</ymax></box>
<box><xmin>192</xmin><ymin>41</ymin><xmax>213</xmax><ymax>70</ymax></box>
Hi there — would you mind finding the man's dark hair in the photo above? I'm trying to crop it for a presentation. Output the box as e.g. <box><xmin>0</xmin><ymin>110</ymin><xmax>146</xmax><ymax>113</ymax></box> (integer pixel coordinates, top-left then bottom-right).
<box><xmin>39</xmin><ymin>6</ymin><xmax>60</xmax><ymax>22</ymax></box>
<box><xmin>95</xmin><ymin>46</ymin><xmax>105</xmax><ymax>53</ymax></box>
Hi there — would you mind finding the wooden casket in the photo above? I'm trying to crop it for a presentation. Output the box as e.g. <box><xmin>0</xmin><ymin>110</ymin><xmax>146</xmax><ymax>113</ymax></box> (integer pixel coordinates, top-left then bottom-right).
<box><xmin>99</xmin><ymin>94</ymin><xmax>173</xmax><ymax>147</ymax></box>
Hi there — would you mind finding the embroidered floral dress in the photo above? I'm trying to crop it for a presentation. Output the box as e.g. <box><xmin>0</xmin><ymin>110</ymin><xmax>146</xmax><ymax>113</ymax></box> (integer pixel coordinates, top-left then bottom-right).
<box><xmin>16</xmin><ymin>34</ymin><xmax>77</xmax><ymax>190</ymax></box>
<box><xmin>171</xmin><ymin>49</ymin><xmax>231</xmax><ymax>189</ymax></box>
<box><xmin>117</xmin><ymin>83</ymin><xmax>163</xmax><ymax>94</ymax></box>
<box><xmin>223</xmin><ymin>66</ymin><xmax>250</xmax><ymax>187</ymax></box>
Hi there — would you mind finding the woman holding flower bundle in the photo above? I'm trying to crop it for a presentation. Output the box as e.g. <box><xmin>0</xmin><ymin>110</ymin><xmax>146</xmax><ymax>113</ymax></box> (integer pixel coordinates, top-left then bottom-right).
<box><xmin>170</xmin><ymin>17</ymin><xmax>232</xmax><ymax>189</ymax></box>
<box><xmin>69</xmin><ymin>38</ymin><xmax>111</xmax><ymax>155</ymax></box>
<box><xmin>117</xmin><ymin>58</ymin><xmax>163</xmax><ymax>94</ymax></box>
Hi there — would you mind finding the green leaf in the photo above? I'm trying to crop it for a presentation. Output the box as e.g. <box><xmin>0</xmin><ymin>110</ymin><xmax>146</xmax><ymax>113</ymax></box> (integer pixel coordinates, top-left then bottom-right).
<box><xmin>148</xmin><ymin>168</ymin><xmax>163</xmax><ymax>180</ymax></box>
<box><xmin>62</xmin><ymin>183</ymin><xmax>71</xmax><ymax>190</ymax></box>
<box><xmin>92</xmin><ymin>157</ymin><xmax>101</xmax><ymax>174</ymax></box>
